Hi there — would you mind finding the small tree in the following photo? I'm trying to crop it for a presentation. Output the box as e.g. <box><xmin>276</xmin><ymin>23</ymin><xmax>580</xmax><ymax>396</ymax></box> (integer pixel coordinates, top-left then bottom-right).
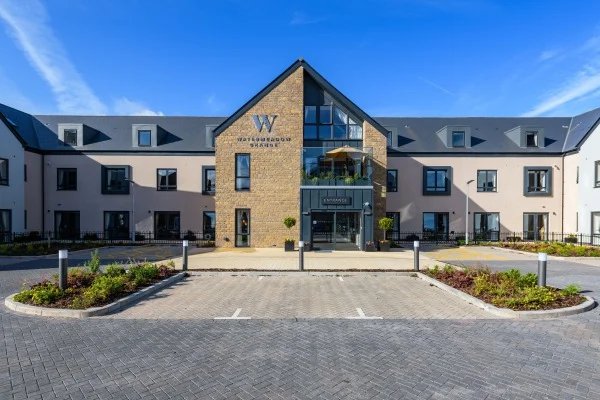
<box><xmin>378</xmin><ymin>217</ymin><xmax>394</xmax><ymax>242</ymax></box>
<box><xmin>283</xmin><ymin>217</ymin><xmax>297</xmax><ymax>244</ymax></box>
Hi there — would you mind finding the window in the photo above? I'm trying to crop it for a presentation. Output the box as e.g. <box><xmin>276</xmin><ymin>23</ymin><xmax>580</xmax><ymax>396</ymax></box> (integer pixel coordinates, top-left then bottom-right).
<box><xmin>386</xmin><ymin>131</ymin><xmax>393</xmax><ymax>147</ymax></box>
<box><xmin>592</xmin><ymin>212</ymin><xmax>600</xmax><ymax>246</ymax></box>
<box><xmin>0</xmin><ymin>158</ymin><xmax>7</xmax><ymax>186</ymax></box>
<box><xmin>104</xmin><ymin>211</ymin><xmax>130</xmax><ymax>240</ymax></box>
<box><xmin>24</xmin><ymin>164</ymin><xmax>27</xmax><ymax>182</ymax></box>
<box><xmin>423</xmin><ymin>212</ymin><xmax>449</xmax><ymax>238</ymax></box>
<box><xmin>525</xmin><ymin>131</ymin><xmax>538</xmax><ymax>147</ymax></box>
<box><xmin>102</xmin><ymin>166</ymin><xmax>130</xmax><ymax>194</ymax></box>
<box><xmin>303</xmin><ymin>104</ymin><xmax>362</xmax><ymax>140</ymax></box>
<box><xmin>477</xmin><ymin>170</ymin><xmax>497</xmax><ymax>192</ymax></box>
<box><xmin>157</xmin><ymin>169</ymin><xmax>177</xmax><ymax>191</ymax></box>
<box><xmin>451</xmin><ymin>131</ymin><xmax>465</xmax><ymax>147</ymax></box>
<box><xmin>524</xmin><ymin>167</ymin><xmax>552</xmax><ymax>196</ymax></box>
<box><xmin>205</xmin><ymin>125</ymin><xmax>217</xmax><ymax>148</ymax></box>
<box><xmin>423</xmin><ymin>167</ymin><xmax>451</xmax><ymax>195</ymax></box>
<box><xmin>63</xmin><ymin>129</ymin><xmax>78</xmax><ymax>146</ymax></box>
<box><xmin>55</xmin><ymin>211</ymin><xmax>80</xmax><ymax>240</ymax></box>
<box><xmin>387</xmin><ymin>169</ymin><xmax>398</xmax><ymax>192</ymax></box>
<box><xmin>203</xmin><ymin>211</ymin><xmax>216</xmax><ymax>240</ymax></box>
<box><xmin>203</xmin><ymin>166</ymin><xmax>216</xmax><ymax>194</ymax></box>
<box><xmin>235</xmin><ymin>154</ymin><xmax>250</xmax><ymax>191</ymax></box>
<box><xmin>386</xmin><ymin>212</ymin><xmax>401</xmax><ymax>241</ymax></box>
<box><xmin>57</xmin><ymin>168</ymin><xmax>77</xmax><ymax>191</ymax></box>
<box><xmin>0</xmin><ymin>209</ymin><xmax>11</xmax><ymax>243</ymax></box>
<box><xmin>595</xmin><ymin>161</ymin><xmax>600</xmax><ymax>188</ymax></box>
<box><xmin>154</xmin><ymin>211</ymin><xmax>180</xmax><ymax>239</ymax></box>
<box><xmin>235</xmin><ymin>209</ymin><xmax>250</xmax><ymax>247</ymax></box>
<box><xmin>523</xmin><ymin>213</ymin><xmax>548</xmax><ymax>241</ymax></box>
<box><xmin>474</xmin><ymin>213</ymin><xmax>500</xmax><ymax>241</ymax></box>
<box><xmin>138</xmin><ymin>130</ymin><xmax>151</xmax><ymax>147</ymax></box>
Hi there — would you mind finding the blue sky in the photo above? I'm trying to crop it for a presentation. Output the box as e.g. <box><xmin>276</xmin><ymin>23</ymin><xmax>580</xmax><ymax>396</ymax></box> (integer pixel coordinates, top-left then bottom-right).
<box><xmin>2</xmin><ymin>0</ymin><xmax>600</xmax><ymax>117</ymax></box>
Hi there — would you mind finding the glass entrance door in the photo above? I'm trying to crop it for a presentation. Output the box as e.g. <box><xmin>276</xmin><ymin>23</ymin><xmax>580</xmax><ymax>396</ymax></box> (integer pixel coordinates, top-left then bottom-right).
<box><xmin>311</xmin><ymin>211</ymin><xmax>360</xmax><ymax>250</ymax></box>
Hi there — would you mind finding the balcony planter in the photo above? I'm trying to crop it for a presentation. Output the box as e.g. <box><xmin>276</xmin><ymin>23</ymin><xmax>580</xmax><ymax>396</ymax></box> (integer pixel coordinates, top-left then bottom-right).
<box><xmin>379</xmin><ymin>240</ymin><xmax>391</xmax><ymax>252</ymax></box>
<box><xmin>365</xmin><ymin>241</ymin><xmax>377</xmax><ymax>252</ymax></box>
<box><xmin>284</xmin><ymin>240</ymin><xmax>295</xmax><ymax>252</ymax></box>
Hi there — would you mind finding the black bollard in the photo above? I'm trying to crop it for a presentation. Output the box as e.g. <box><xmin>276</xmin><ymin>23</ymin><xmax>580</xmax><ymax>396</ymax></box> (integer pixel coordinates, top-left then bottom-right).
<box><xmin>58</xmin><ymin>250</ymin><xmax>68</xmax><ymax>290</ymax></box>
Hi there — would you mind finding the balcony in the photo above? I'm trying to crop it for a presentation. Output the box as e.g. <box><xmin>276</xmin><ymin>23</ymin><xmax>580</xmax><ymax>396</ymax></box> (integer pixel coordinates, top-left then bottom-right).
<box><xmin>302</xmin><ymin>146</ymin><xmax>373</xmax><ymax>187</ymax></box>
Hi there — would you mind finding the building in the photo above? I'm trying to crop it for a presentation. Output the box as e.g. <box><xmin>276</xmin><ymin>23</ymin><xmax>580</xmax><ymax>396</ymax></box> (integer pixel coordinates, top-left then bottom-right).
<box><xmin>1</xmin><ymin>59</ymin><xmax>599</xmax><ymax>249</ymax></box>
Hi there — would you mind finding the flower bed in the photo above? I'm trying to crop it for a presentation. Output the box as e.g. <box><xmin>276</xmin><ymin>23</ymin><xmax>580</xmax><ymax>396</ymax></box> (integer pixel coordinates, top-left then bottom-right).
<box><xmin>13</xmin><ymin>261</ymin><xmax>178</xmax><ymax>309</ymax></box>
<box><xmin>482</xmin><ymin>241</ymin><xmax>600</xmax><ymax>257</ymax></box>
<box><xmin>427</xmin><ymin>265</ymin><xmax>585</xmax><ymax>311</ymax></box>
<box><xmin>0</xmin><ymin>242</ymin><xmax>121</xmax><ymax>256</ymax></box>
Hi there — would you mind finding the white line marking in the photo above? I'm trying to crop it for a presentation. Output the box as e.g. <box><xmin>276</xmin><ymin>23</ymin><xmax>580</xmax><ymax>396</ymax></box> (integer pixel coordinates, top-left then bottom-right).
<box><xmin>338</xmin><ymin>276</ymin><xmax>344</xmax><ymax>282</ymax></box>
<box><xmin>214</xmin><ymin>308</ymin><xmax>251</xmax><ymax>320</ymax></box>
<box><xmin>258</xmin><ymin>276</ymin><xmax>264</xmax><ymax>281</ymax></box>
<box><xmin>345</xmin><ymin>307</ymin><xmax>383</xmax><ymax>320</ymax></box>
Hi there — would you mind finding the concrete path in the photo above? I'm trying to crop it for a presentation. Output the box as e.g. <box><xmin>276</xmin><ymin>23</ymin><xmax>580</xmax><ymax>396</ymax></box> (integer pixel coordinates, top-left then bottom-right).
<box><xmin>164</xmin><ymin>247</ymin><xmax>437</xmax><ymax>270</ymax></box>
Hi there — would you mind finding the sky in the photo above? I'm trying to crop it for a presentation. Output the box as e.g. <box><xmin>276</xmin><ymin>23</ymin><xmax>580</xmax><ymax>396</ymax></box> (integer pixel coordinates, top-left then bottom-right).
<box><xmin>2</xmin><ymin>0</ymin><xmax>600</xmax><ymax>118</ymax></box>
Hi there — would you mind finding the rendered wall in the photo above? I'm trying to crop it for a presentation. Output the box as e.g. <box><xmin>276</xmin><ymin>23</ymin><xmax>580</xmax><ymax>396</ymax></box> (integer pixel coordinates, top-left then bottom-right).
<box><xmin>0</xmin><ymin>121</ymin><xmax>25</xmax><ymax>233</ymax></box>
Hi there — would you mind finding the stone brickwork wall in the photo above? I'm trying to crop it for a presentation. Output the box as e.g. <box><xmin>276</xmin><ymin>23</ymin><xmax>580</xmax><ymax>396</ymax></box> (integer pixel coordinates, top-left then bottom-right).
<box><xmin>363</xmin><ymin>122</ymin><xmax>388</xmax><ymax>242</ymax></box>
<box><xmin>215</xmin><ymin>68</ymin><xmax>304</xmax><ymax>247</ymax></box>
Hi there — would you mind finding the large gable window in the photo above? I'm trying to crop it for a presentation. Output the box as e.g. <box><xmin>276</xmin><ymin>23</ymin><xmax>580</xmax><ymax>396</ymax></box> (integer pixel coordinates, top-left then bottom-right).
<box><xmin>304</xmin><ymin>104</ymin><xmax>362</xmax><ymax>140</ymax></box>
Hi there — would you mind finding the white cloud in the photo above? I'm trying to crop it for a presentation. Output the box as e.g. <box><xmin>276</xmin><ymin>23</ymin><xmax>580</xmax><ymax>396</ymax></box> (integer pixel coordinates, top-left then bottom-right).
<box><xmin>523</xmin><ymin>36</ymin><xmax>600</xmax><ymax>116</ymax></box>
<box><xmin>290</xmin><ymin>11</ymin><xmax>324</xmax><ymax>26</ymax></box>
<box><xmin>113</xmin><ymin>98</ymin><xmax>164</xmax><ymax>116</ymax></box>
<box><xmin>418</xmin><ymin>76</ymin><xmax>454</xmax><ymax>96</ymax></box>
<box><xmin>538</xmin><ymin>49</ymin><xmax>560</xmax><ymax>62</ymax></box>
<box><xmin>0</xmin><ymin>0</ymin><xmax>107</xmax><ymax>114</ymax></box>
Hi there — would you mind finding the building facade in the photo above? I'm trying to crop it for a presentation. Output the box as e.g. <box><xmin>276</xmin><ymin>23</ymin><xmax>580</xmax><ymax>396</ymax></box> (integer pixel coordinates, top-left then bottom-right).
<box><xmin>1</xmin><ymin>59</ymin><xmax>600</xmax><ymax>249</ymax></box>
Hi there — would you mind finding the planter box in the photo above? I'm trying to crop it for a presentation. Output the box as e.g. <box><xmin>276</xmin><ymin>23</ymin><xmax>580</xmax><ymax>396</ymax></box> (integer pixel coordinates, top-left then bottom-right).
<box><xmin>284</xmin><ymin>241</ymin><xmax>295</xmax><ymax>251</ymax></box>
<box><xmin>379</xmin><ymin>241</ymin><xmax>391</xmax><ymax>252</ymax></box>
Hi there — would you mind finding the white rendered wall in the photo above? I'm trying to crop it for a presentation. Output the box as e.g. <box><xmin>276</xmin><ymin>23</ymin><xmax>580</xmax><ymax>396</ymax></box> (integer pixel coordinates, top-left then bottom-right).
<box><xmin>0</xmin><ymin>121</ymin><xmax>25</xmax><ymax>233</ymax></box>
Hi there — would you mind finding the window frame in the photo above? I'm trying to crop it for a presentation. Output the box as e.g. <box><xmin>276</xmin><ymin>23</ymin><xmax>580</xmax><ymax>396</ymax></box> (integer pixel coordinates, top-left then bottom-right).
<box><xmin>235</xmin><ymin>208</ymin><xmax>251</xmax><ymax>247</ymax></box>
<box><xmin>203</xmin><ymin>211</ymin><xmax>216</xmax><ymax>240</ymax></box>
<box><xmin>423</xmin><ymin>166</ymin><xmax>451</xmax><ymax>195</ymax></box>
<box><xmin>137</xmin><ymin>129</ymin><xmax>152</xmax><ymax>147</ymax></box>
<box><xmin>525</xmin><ymin>131</ymin><xmax>539</xmax><ymax>148</ymax></box>
<box><xmin>595</xmin><ymin>161</ymin><xmax>600</xmax><ymax>188</ymax></box>
<box><xmin>202</xmin><ymin>166</ymin><xmax>216</xmax><ymax>195</ymax></box>
<box><xmin>0</xmin><ymin>209</ymin><xmax>11</xmax><ymax>243</ymax></box>
<box><xmin>57</xmin><ymin>168</ymin><xmax>77</xmax><ymax>191</ymax></box>
<box><xmin>103</xmin><ymin>211</ymin><xmax>130</xmax><ymax>240</ymax></box>
<box><xmin>0</xmin><ymin>158</ymin><xmax>8</xmax><ymax>186</ymax></box>
<box><xmin>101</xmin><ymin>165</ymin><xmax>130</xmax><ymax>195</ymax></box>
<box><xmin>235</xmin><ymin>153</ymin><xmax>250</xmax><ymax>191</ymax></box>
<box><xmin>523</xmin><ymin>212</ymin><xmax>549</xmax><ymax>241</ymax></box>
<box><xmin>154</xmin><ymin>211</ymin><xmax>181</xmax><ymax>240</ymax></box>
<box><xmin>54</xmin><ymin>211</ymin><xmax>80</xmax><ymax>240</ymax></box>
<box><xmin>473</xmin><ymin>212</ymin><xmax>500</xmax><ymax>241</ymax></box>
<box><xmin>422</xmin><ymin>212</ymin><xmax>449</xmax><ymax>238</ymax></box>
<box><xmin>386</xmin><ymin>169</ymin><xmax>398</xmax><ymax>192</ymax></box>
<box><xmin>477</xmin><ymin>170</ymin><xmax>497</xmax><ymax>192</ymax></box>
<box><xmin>63</xmin><ymin>128</ymin><xmax>78</xmax><ymax>147</ymax></box>
<box><xmin>523</xmin><ymin>167</ymin><xmax>552</xmax><ymax>196</ymax></box>
<box><xmin>451</xmin><ymin>130</ymin><xmax>465</xmax><ymax>148</ymax></box>
<box><xmin>386</xmin><ymin>212</ymin><xmax>401</xmax><ymax>241</ymax></box>
<box><xmin>156</xmin><ymin>168</ymin><xmax>177</xmax><ymax>191</ymax></box>
<box><xmin>303</xmin><ymin>104</ymin><xmax>363</xmax><ymax>141</ymax></box>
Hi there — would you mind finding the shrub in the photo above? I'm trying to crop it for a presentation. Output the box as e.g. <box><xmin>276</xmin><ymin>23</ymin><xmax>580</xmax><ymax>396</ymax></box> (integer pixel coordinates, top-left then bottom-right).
<box><xmin>67</xmin><ymin>268</ymin><xmax>96</xmax><ymax>289</ymax></box>
<box><xmin>76</xmin><ymin>275</ymin><xmax>128</xmax><ymax>308</ymax></box>
<box><xmin>14</xmin><ymin>282</ymin><xmax>64</xmax><ymax>305</ymax></box>
<box><xmin>378</xmin><ymin>217</ymin><xmax>394</xmax><ymax>241</ymax></box>
<box><xmin>85</xmin><ymin>249</ymin><xmax>101</xmax><ymax>274</ymax></box>
<box><xmin>561</xmin><ymin>283</ymin><xmax>581</xmax><ymax>296</ymax></box>
<box><xmin>105</xmin><ymin>263</ymin><xmax>126</xmax><ymax>277</ymax></box>
<box><xmin>128</xmin><ymin>263</ymin><xmax>160</xmax><ymax>287</ymax></box>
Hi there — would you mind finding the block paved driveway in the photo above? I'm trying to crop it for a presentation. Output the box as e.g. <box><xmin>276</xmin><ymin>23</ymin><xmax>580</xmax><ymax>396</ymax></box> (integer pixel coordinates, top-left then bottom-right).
<box><xmin>1</xmin><ymin>259</ymin><xmax>600</xmax><ymax>398</ymax></box>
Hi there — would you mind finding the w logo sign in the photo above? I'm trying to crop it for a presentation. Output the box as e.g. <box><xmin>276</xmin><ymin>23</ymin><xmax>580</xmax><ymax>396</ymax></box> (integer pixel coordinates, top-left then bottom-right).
<box><xmin>252</xmin><ymin>115</ymin><xmax>277</xmax><ymax>133</ymax></box>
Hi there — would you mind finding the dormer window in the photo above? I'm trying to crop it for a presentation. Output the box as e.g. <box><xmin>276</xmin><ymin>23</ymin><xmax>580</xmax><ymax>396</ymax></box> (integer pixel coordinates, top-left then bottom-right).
<box><xmin>451</xmin><ymin>131</ymin><xmax>465</xmax><ymax>147</ymax></box>
<box><xmin>526</xmin><ymin>131</ymin><xmax>538</xmax><ymax>147</ymax></box>
<box><xmin>138</xmin><ymin>130</ymin><xmax>151</xmax><ymax>147</ymax></box>
<box><xmin>63</xmin><ymin>129</ymin><xmax>78</xmax><ymax>146</ymax></box>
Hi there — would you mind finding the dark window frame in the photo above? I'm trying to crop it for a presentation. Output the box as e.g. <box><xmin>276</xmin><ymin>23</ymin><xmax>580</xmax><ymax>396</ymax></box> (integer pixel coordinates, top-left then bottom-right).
<box><xmin>525</xmin><ymin>131</ymin><xmax>538</xmax><ymax>147</ymax></box>
<box><xmin>595</xmin><ymin>161</ymin><xmax>600</xmax><ymax>188</ymax></box>
<box><xmin>54</xmin><ymin>211</ymin><xmax>80</xmax><ymax>240</ymax></box>
<box><xmin>235</xmin><ymin>208</ymin><xmax>251</xmax><ymax>247</ymax></box>
<box><xmin>101</xmin><ymin>165</ymin><xmax>130</xmax><ymax>195</ymax></box>
<box><xmin>24</xmin><ymin>164</ymin><xmax>27</xmax><ymax>182</ymax></box>
<box><xmin>303</xmin><ymin>104</ymin><xmax>363</xmax><ymax>141</ymax></box>
<box><xmin>477</xmin><ymin>170</ymin><xmax>497</xmax><ymax>192</ymax></box>
<box><xmin>0</xmin><ymin>158</ymin><xmax>8</xmax><ymax>186</ymax></box>
<box><xmin>202</xmin><ymin>166</ymin><xmax>216</xmax><ymax>195</ymax></box>
<box><xmin>523</xmin><ymin>167</ymin><xmax>552</xmax><ymax>196</ymax></box>
<box><xmin>157</xmin><ymin>168</ymin><xmax>177</xmax><ymax>191</ymax></box>
<box><xmin>235</xmin><ymin>153</ymin><xmax>250</xmax><ymax>191</ymax></box>
<box><xmin>422</xmin><ymin>212</ymin><xmax>449</xmax><ymax>238</ymax></box>
<box><xmin>451</xmin><ymin>130</ymin><xmax>465</xmax><ymax>147</ymax></box>
<box><xmin>203</xmin><ymin>211</ymin><xmax>216</xmax><ymax>240</ymax></box>
<box><xmin>386</xmin><ymin>212</ymin><xmax>401</xmax><ymax>241</ymax></box>
<box><xmin>473</xmin><ymin>212</ymin><xmax>500</xmax><ymax>241</ymax></box>
<box><xmin>137</xmin><ymin>129</ymin><xmax>152</xmax><ymax>147</ymax></box>
<box><xmin>423</xmin><ymin>166</ymin><xmax>451</xmax><ymax>195</ymax></box>
<box><xmin>154</xmin><ymin>211</ymin><xmax>181</xmax><ymax>240</ymax></box>
<box><xmin>523</xmin><ymin>212</ymin><xmax>549</xmax><ymax>241</ymax></box>
<box><xmin>63</xmin><ymin>128</ymin><xmax>78</xmax><ymax>146</ymax></box>
<box><xmin>0</xmin><ymin>209</ymin><xmax>11</xmax><ymax>243</ymax></box>
<box><xmin>387</xmin><ymin>169</ymin><xmax>398</xmax><ymax>192</ymax></box>
<box><xmin>57</xmin><ymin>168</ymin><xmax>77</xmax><ymax>191</ymax></box>
<box><xmin>103</xmin><ymin>211</ymin><xmax>130</xmax><ymax>240</ymax></box>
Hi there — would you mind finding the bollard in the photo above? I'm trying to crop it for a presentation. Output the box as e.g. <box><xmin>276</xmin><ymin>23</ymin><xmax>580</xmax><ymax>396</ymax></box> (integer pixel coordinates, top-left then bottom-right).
<box><xmin>413</xmin><ymin>240</ymin><xmax>420</xmax><ymax>272</ymax></box>
<box><xmin>537</xmin><ymin>252</ymin><xmax>547</xmax><ymax>287</ymax></box>
<box><xmin>299</xmin><ymin>241</ymin><xmax>304</xmax><ymax>271</ymax></box>
<box><xmin>182</xmin><ymin>240</ymin><xmax>189</xmax><ymax>271</ymax></box>
<box><xmin>58</xmin><ymin>250</ymin><xmax>68</xmax><ymax>290</ymax></box>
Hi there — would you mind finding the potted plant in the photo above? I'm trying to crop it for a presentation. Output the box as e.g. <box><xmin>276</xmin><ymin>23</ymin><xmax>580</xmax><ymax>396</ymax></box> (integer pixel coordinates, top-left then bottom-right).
<box><xmin>378</xmin><ymin>217</ymin><xmax>394</xmax><ymax>252</ymax></box>
<box><xmin>365</xmin><ymin>241</ymin><xmax>377</xmax><ymax>252</ymax></box>
<box><xmin>283</xmin><ymin>216</ymin><xmax>297</xmax><ymax>251</ymax></box>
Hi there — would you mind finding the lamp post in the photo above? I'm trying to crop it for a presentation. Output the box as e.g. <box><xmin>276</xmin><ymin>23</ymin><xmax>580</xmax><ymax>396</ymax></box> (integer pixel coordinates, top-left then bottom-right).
<box><xmin>129</xmin><ymin>180</ymin><xmax>135</xmax><ymax>241</ymax></box>
<box><xmin>465</xmin><ymin>179</ymin><xmax>474</xmax><ymax>245</ymax></box>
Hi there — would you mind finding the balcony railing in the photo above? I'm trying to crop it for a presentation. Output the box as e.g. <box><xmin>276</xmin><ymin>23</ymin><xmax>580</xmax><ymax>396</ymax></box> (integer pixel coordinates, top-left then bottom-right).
<box><xmin>302</xmin><ymin>146</ymin><xmax>373</xmax><ymax>187</ymax></box>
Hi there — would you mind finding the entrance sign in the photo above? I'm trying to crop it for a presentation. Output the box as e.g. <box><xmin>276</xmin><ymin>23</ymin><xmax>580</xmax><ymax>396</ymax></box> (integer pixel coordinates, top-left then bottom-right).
<box><xmin>321</xmin><ymin>196</ymin><xmax>351</xmax><ymax>206</ymax></box>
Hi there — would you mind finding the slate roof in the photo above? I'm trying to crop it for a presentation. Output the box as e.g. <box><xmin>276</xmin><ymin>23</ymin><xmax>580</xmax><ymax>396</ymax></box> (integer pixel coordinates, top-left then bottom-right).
<box><xmin>376</xmin><ymin>116</ymin><xmax>571</xmax><ymax>154</ymax></box>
